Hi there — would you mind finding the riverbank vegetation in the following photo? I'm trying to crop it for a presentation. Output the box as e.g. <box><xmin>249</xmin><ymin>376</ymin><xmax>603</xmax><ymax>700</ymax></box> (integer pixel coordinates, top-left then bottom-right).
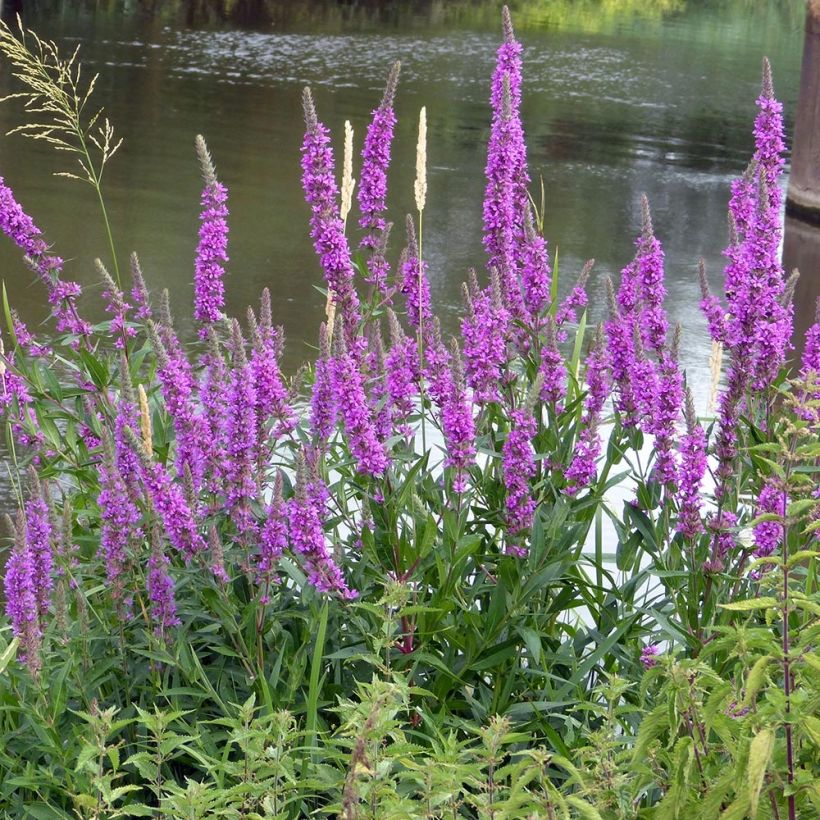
<box><xmin>0</xmin><ymin>7</ymin><xmax>818</xmax><ymax>817</ymax></box>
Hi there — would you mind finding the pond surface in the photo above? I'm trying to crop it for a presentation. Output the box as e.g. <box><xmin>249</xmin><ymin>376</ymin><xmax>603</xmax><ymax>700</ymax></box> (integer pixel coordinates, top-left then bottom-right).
<box><xmin>0</xmin><ymin>0</ymin><xmax>811</xmax><ymax>505</ymax></box>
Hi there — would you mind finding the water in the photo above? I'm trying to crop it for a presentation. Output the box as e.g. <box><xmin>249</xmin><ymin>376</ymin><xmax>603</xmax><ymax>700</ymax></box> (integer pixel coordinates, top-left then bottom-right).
<box><xmin>0</xmin><ymin>0</ymin><xmax>811</xmax><ymax>512</ymax></box>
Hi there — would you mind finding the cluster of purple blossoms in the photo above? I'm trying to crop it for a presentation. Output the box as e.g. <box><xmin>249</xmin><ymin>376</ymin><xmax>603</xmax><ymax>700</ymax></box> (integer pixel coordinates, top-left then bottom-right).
<box><xmin>483</xmin><ymin>6</ymin><xmax>530</xmax><ymax>290</ymax></box>
<box><xmin>98</xmin><ymin>438</ymin><xmax>142</xmax><ymax>606</ymax></box>
<box><xmin>539</xmin><ymin>316</ymin><xmax>566</xmax><ymax>408</ymax></box>
<box><xmin>224</xmin><ymin>323</ymin><xmax>259</xmax><ymax>534</ymax></box>
<box><xmin>440</xmin><ymin>343</ymin><xmax>476</xmax><ymax>493</ymax></box>
<box><xmin>311</xmin><ymin>323</ymin><xmax>337</xmax><ymax>445</ymax></box>
<box><xmin>100</xmin><ymin>265</ymin><xmax>137</xmax><ymax>350</ymax></box>
<box><xmin>553</xmin><ymin>260</ymin><xmax>592</xmax><ymax>339</ymax></box>
<box><xmin>193</xmin><ymin>138</ymin><xmax>229</xmax><ymax>332</ymax></box>
<box><xmin>147</xmin><ymin>541</ymin><xmax>180</xmax><ymax>637</ymax></box>
<box><xmin>565</xmin><ymin>328</ymin><xmax>610</xmax><ymax>495</ymax></box>
<box><xmin>258</xmin><ymin>474</ymin><xmax>288</xmax><ymax>581</ymax></box>
<box><xmin>399</xmin><ymin>217</ymin><xmax>432</xmax><ymax>330</ymax></box>
<box><xmin>651</xmin><ymin>349</ymin><xmax>684</xmax><ymax>488</ymax></box>
<box><xmin>675</xmin><ymin>391</ymin><xmax>707</xmax><ymax>539</ymax></box>
<box><xmin>3</xmin><ymin>525</ymin><xmax>41</xmax><ymax>674</ymax></box>
<box><xmin>330</xmin><ymin>325</ymin><xmax>389</xmax><ymax>477</ymax></box>
<box><xmin>385</xmin><ymin>310</ymin><xmax>419</xmax><ymax>440</ymax></box>
<box><xmin>359</xmin><ymin>63</ymin><xmax>400</xmax><ymax>250</ymax></box>
<box><xmin>287</xmin><ymin>454</ymin><xmax>356</xmax><ymax>599</ymax></box>
<box><xmin>753</xmin><ymin>480</ymin><xmax>785</xmax><ymax>559</ymax></box>
<box><xmin>301</xmin><ymin>89</ymin><xmax>361</xmax><ymax>338</ymax></box>
<box><xmin>521</xmin><ymin>207</ymin><xmax>551</xmax><ymax>319</ymax></box>
<box><xmin>502</xmin><ymin>404</ymin><xmax>537</xmax><ymax>554</ymax></box>
<box><xmin>461</xmin><ymin>270</ymin><xmax>510</xmax><ymax>403</ymax></box>
<box><xmin>640</xmin><ymin>644</ymin><xmax>661</xmax><ymax>669</ymax></box>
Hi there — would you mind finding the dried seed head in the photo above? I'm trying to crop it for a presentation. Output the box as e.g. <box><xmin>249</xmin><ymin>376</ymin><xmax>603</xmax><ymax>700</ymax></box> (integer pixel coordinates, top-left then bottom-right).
<box><xmin>138</xmin><ymin>384</ymin><xmax>153</xmax><ymax>457</ymax></box>
<box><xmin>414</xmin><ymin>107</ymin><xmax>427</xmax><ymax>213</ymax></box>
<box><xmin>340</xmin><ymin>120</ymin><xmax>355</xmax><ymax>226</ymax></box>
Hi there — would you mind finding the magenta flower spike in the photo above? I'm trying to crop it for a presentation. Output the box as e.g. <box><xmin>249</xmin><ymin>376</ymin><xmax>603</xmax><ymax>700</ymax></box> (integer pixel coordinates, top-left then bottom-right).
<box><xmin>330</xmin><ymin>318</ymin><xmax>389</xmax><ymax>477</ymax></box>
<box><xmin>676</xmin><ymin>390</ymin><xmax>707</xmax><ymax>539</ymax></box>
<box><xmin>224</xmin><ymin>320</ymin><xmax>259</xmax><ymax>535</ymax></box>
<box><xmin>461</xmin><ymin>270</ymin><xmax>510</xmax><ymax>404</ymax></box>
<box><xmin>301</xmin><ymin>88</ymin><xmax>361</xmax><ymax>339</ymax></box>
<box><xmin>441</xmin><ymin>340</ymin><xmax>475</xmax><ymax>493</ymax></box>
<box><xmin>635</xmin><ymin>197</ymin><xmax>668</xmax><ymax>355</ymax></box>
<box><xmin>147</xmin><ymin>534</ymin><xmax>180</xmax><ymax>638</ymax></box>
<box><xmin>193</xmin><ymin>136</ymin><xmax>229</xmax><ymax>334</ymax></box>
<box><xmin>753</xmin><ymin>480</ymin><xmax>785</xmax><ymax>559</ymax></box>
<box><xmin>311</xmin><ymin>323</ymin><xmax>337</xmax><ymax>446</ymax></box>
<box><xmin>521</xmin><ymin>206</ymin><xmax>551</xmax><ymax>319</ymax></box>
<box><xmin>484</xmin><ymin>6</ymin><xmax>530</xmax><ymax>284</ymax></box>
<box><xmin>3</xmin><ymin>517</ymin><xmax>41</xmax><ymax>675</ymax></box>
<box><xmin>400</xmin><ymin>216</ymin><xmax>432</xmax><ymax>330</ymax></box>
<box><xmin>24</xmin><ymin>486</ymin><xmax>54</xmax><ymax>619</ymax></box>
<box><xmin>539</xmin><ymin>315</ymin><xmax>566</xmax><ymax>409</ymax></box>
<box><xmin>502</xmin><ymin>400</ymin><xmax>538</xmax><ymax>554</ymax></box>
<box><xmin>385</xmin><ymin>310</ymin><xmax>419</xmax><ymax>441</ymax></box>
<box><xmin>287</xmin><ymin>452</ymin><xmax>356</xmax><ymax>599</ymax></box>
<box><xmin>359</xmin><ymin>62</ymin><xmax>400</xmax><ymax>249</ymax></box>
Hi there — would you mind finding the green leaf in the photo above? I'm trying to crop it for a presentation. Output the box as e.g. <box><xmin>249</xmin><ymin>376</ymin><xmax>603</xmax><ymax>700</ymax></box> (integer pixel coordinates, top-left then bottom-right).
<box><xmin>0</xmin><ymin>637</ymin><xmax>19</xmax><ymax>676</ymax></box>
<box><xmin>305</xmin><ymin>601</ymin><xmax>328</xmax><ymax>768</ymax></box>
<box><xmin>719</xmin><ymin>597</ymin><xmax>779</xmax><ymax>612</ymax></box>
<box><xmin>2</xmin><ymin>281</ymin><xmax>17</xmax><ymax>347</ymax></box>
<box><xmin>747</xmin><ymin>728</ymin><xmax>774</xmax><ymax>819</ymax></box>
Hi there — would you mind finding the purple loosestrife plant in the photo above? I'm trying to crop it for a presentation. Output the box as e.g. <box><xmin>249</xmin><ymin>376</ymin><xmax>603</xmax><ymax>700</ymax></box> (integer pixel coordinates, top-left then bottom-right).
<box><xmin>461</xmin><ymin>269</ymin><xmax>510</xmax><ymax>404</ymax></box>
<box><xmin>25</xmin><ymin>482</ymin><xmax>54</xmax><ymax>618</ymax></box>
<box><xmin>287</xmin><ymin>452</ymin><xmax>355</xmax><ymax>599</ymax></box>
<box><xmin>193</xmin><ymin>136</ymin><xmax>229</xmax><ymax>333</ymax></box>
<box><xmin>311</xmin><ymin>323</ymin><xmax>337</xmax><ymax>446</ymax></box>
<box><xmin>635</xmin><ymin>198</ymin><xmax>668</xmax><ymax>355</ymax></box>
<box><xmin>400</xmin><ymin>216</ymin><xmax>432</xmax><ymax>331</ymax></box>
<box><xmin>98</xmin><ymin>433</ymin><xmax>142</xmax><ymax>609</ymax></box>
<box><xmin>440</xmin><ymin>340</ymin><xmax>476</xmax><ymax>493</ymax></box>
<box><xmin>484</xmin><ymin>7</ymin><xmax>530</xmax><ymax>280</ymax></box>
<box><xmin>676</xmin><ymin>389</ymin><xmax>707</xmax><ymax>540</ymax></box>
<box><xmin>224</xmin><ymin>321</ymin><xmax>260</xmax><ymax>535</ymax></box>
<box><xmin>651</xmin><ymin>338</ymin><xmax>684</xmax><ymax>489</ymax></box>
<box><xmin>359</xmin><ymin>62</ymin><xmax>400</xmax><ymax>249</ymax></box>
<box><xmin>148</xmin><ymin>320</ymin><xmax>206</xmax><ymax>491</ymax></box>
<box><xmin>605</xmin><ymin>277</ymin><xmax>639</xmax><ymax>426</ymax></box>
<box><xmin>385</xmin><ymin>309</ymin><xmax>419</xmax><ymax>441</ymax></box>
<box><xmin>127</xmin><ymin>428</ymin><xmax>207</xmax><ymax>561</ymax></box>
<box><xmin>502</xmin><ymin>378</ymin><xmax>541</xmax><ymax>555</ymax></box>
<box><xmin>553</xmin><ymin>260</ymin><xmax>593</xmax><ymax>339</ymax></box>
<box><xmin>3</xmin><ymin>512</ymin><xmax>41</xmax><ymax>675</ymax></box>
<box><xmin>301</xmin><ymin>88</ymin><xmax>361</xmax><ymax>339</ymax></box>
<box><xmin>539</xmin><ymin>315</ymin><xmax>566</xmax><ymax>408</ymax></box>
<box><xmin>521</xmin><ymin>206</ymin><xmax>551</xmax><ymax>320</ymax></box>
<box><xmin>330</xmin><ymin>317</ymin><xmax>389</xmax><ymax>478</ymax></box>
<box><xmin>147</xmin><ymin>530</ymin><xmax>180</xmax><ymax>640</ymax></box>
<box><xmin>753</xmin><ymin>479</ymin><xmax>785</xmax><ymax>560</ymax></box>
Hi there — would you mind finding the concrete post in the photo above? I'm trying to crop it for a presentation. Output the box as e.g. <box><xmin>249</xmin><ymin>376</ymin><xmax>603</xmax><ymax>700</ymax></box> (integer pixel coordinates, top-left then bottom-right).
<box><xmin>787</xmin><ymin>1</ymin><xmax>820</xmax><ymax>222</ymax></box>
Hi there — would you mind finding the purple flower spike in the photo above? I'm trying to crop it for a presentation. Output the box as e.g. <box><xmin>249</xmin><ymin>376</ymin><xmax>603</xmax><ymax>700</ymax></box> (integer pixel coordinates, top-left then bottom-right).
<box><xmin>99</xmin><ymin>434</ymin><xmax>142</xmax><ymax>609</ymax></box>
<box><xmin>461</xmin><ymin>269</ymin><xmax>509</xmax><ymax>404</ymax></box>
<box><xmin>147</xmin><ymin>532</ymin><xmax>180</xmax><ymax>638</ymax></box>
<box><xmin>193</xmin><ymin>136</ymin><xmax>229</xmax><ymax>333</ymax></box>
<box><xmin>484</xmin><ymin>7</ymin><xmax>530</xmax><ymax>282</ymax></box>
<box><xmin>359</xmin><ymin>62</ymin><xmax>400</xmax><ymax>249</ymax></box>
<box><xmin>441</xmin><ymin>340</ymin><xmax>475</xmax><ymax>493</ymax></box>
<box><xmin>503</xmin><ymin>399</ymin><xmax>538</xmax><ymax>552</ymax></box>
<box><xmin>400</xmin><ymin>216</ymin><xmax>432</xmax><ymax>330</ymax></box>
<box><xmin>224</xmin><ymin>321</ymin><xmax>259</xmax><ymax>534</ymax></box>
<box><xmin>640</xmin><ymin>644</ymin><xmax>660</xmax><ymax>669</ymax></box>
<box><xmin>330</xmin><ymin>319</ymin><xmax>389</xmax><ymax>477</ymax></box>
<box><xmin>753</xmin><ymin>480</ymin><xmax>785</xmax><ymax>559</ymax></box>
<box><xmin>650</xmin><ymin>341</ymin><xmax>684</xmax><ymax>489</ymax></box>
<box><xmin>3</xmin><ymin>513</ymin><xmax>41</xmax><ymax>675</ymax></box>
<box><xmin>311</xmin><ymin>323</ymin><xmax>337</xmax><ymax>445</ymax></box>
<box><xmin>802</xmin><ymin>298</ymin><xmax>820</xmax><ymax>375</ymax></box>
<box><xmin>676</xmin><ymin>390</ymin><xmax>707</xmax><ymax>539</ymax></box>
<box><xmin>521</xmin><ymin>206</ymin><xmax>551</xmax><ymax>319</ymax></box>
<box><xmin>698</xmin><ymin>260</ymin><xmax>725</xmax><ymax>343</ymax></box>
<box><xmin>539</xmin><ymin>315</ymin><xmax>565</xmax><ymax>408</ymax></box>
<box><xmin>385</xmin><ymin>310</ymin><xmax>419</xmax><ymax>441</ymax></box>
<box><xmin>287</xmin><ymin>453</ymin><xmax>356</xmax><ymax>599</ymax></box>
<box><xmin>302</xmin><ymin>89</ymin><xmax>361</xmax><ymax>338</ymax></box>
<box><xmin>635</xmin><ymin>198</ymin><xmax>668</xmax><ymax>355</ymax></box>
<box><xmin>258</xmin><ymin>473</ymin><xmax>288</xmax><ymax>579</ymax></box>
<box><xmin>24</xmin><ymin>485</ymin><xmax>53</xmax><ymax>618</ymax></box>
<box><xmin>554</xmin><ymin>260</ymin><xmax>593</xmax><ymax>338</ymax></box>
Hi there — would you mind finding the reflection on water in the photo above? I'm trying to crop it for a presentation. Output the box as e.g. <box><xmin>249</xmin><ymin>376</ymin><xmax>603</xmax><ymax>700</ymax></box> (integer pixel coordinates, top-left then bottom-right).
<box><xmin>0</xmin><ymin>0</ymin><xmax>813</xmax><ymax>516</ymax></box>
